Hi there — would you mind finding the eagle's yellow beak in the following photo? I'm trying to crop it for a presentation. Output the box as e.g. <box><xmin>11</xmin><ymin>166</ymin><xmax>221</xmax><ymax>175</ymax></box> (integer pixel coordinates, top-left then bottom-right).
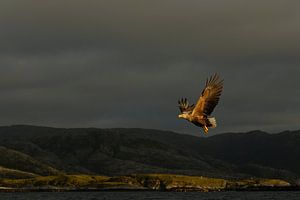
<box><xmin>178</xmin><ymin>114</ymin><xmax>183</xmax><ymax>118</ymax></box>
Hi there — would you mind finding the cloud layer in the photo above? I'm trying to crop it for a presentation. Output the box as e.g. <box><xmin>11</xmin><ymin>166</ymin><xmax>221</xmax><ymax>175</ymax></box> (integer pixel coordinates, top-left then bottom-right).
<box><xmin>0</xmin><ymin>0</ymin><xmax>299</xmax><ymax>134</ymax></box>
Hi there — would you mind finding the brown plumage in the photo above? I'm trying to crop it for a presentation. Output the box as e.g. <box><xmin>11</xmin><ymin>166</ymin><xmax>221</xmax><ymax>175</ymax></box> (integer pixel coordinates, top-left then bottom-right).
<box><xmin>178</xmin><ymin>74</ymin><xmax>224</xmax><ymax>134</ymax></box>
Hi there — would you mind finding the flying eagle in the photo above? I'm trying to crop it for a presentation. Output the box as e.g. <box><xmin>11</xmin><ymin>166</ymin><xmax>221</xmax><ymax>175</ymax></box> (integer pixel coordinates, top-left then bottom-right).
<box><xmin>178</xmin><ymin>74</ymin><xmax>224</xmax><ymax>134</ymax></box>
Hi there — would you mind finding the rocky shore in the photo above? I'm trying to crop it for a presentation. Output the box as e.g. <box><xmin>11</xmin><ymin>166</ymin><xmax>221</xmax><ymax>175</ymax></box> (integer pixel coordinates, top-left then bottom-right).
<box><xmin>0</xmin><ymin>174</ymin><xmax>298</xmax><ymax>192</ymax></box>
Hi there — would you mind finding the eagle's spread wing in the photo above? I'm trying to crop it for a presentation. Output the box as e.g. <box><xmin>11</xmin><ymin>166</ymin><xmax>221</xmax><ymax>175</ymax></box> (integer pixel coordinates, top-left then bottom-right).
<box><xmin>178</xmin><ymin>98</ymin><xmax>195</xmax><ymax>114</ymax></box>
<box><xmin>192</xmin><ymin>74</ymin><xmax>223</xmax><ymax>116</ymax></box>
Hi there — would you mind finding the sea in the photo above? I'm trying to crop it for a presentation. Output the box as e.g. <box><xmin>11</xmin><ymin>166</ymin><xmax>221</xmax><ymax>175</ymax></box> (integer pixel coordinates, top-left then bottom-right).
<box><xmin>0</xmin><ymin>191</ymin><xmax>300</xmax><ymax>200</ymax></box>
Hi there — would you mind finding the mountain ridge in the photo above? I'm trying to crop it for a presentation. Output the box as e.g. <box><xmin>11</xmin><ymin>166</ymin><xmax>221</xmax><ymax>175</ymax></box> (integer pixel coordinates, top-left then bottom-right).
<box><xmin>0</xmin><ymin>125</ymin><xmax>299</xmax><ymax>183</ymax></box>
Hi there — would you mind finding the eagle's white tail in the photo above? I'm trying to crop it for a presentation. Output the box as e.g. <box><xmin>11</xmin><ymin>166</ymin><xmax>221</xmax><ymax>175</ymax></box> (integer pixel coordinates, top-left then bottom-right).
<box><xmin>208</xmin><ymin>117</ymin><xmax>217</xmax><ymax>128</ymax></box>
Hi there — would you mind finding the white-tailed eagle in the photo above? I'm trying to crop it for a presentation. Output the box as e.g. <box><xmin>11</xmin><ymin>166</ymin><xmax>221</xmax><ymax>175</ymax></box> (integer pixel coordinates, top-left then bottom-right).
<box><xmin>178</xmin><ymin>74</ymin><xmax>224</xmax><ymax>134</ymax></box>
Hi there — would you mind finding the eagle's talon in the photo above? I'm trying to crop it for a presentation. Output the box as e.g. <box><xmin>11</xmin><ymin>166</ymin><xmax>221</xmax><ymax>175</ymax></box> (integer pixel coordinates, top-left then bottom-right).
<box><xmin>203</xmin><ymin>126</ymin><xmax>209</xmax><ymax>134</ymax></box>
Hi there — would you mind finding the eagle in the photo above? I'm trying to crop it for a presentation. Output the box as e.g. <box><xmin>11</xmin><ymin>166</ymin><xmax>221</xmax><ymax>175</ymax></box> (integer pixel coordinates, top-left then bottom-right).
<box><xmin>178</xmin><ymin>74</ymin><xmax>224</xmax><ymax>134</ymax></box>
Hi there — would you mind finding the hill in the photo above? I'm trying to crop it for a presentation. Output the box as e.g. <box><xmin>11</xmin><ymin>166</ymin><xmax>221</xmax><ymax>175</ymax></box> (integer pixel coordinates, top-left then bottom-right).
<box><xmin>0</xmin><ymin>125</ymin><xmax>299</xmax><ymax>183</ymax></box>
<box><xmin>0</xmin><ymin>146</ymin><xmax>59</xmax><ymax>176</ymax></box>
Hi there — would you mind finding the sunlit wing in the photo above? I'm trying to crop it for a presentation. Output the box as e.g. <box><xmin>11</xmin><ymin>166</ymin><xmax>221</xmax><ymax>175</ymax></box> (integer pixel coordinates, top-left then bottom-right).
<box><xmin>192</xmin><ymin>74</ymin><xmax>223</xmax><ymax>116</ymax></box>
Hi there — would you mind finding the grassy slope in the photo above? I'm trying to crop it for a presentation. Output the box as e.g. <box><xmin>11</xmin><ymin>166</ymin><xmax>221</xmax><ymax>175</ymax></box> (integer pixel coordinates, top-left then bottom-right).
<box><xmin>0</xmin><ymin>146</ymin><xmax>60</xmax><ymax>176</ymax></box>
<box><xmin>0</xmin><ymin>166</ymin><xmax>37</xmax><ymax>179</ymax></box>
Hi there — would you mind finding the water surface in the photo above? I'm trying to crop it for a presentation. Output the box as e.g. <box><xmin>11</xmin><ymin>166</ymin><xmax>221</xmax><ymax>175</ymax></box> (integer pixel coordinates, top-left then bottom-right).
<box><xmin>1</xmin><ymin>191</ymin><xmax>300</xmax><ymax>200</ymax></box>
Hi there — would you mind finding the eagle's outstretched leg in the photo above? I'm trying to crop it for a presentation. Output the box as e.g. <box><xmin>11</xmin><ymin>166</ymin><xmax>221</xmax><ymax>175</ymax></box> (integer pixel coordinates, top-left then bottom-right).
<box><xmin>203</xmin><ymin>126</ymin><xmax>209</xmax><ymax>134</ymax></box>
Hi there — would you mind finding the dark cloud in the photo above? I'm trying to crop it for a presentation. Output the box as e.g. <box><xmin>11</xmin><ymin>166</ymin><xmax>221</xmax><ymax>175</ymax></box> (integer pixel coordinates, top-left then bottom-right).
<box><xmin>0</xmin><ymin>0</ymin><xmax>299</xmax><ymax>135</ymax></box>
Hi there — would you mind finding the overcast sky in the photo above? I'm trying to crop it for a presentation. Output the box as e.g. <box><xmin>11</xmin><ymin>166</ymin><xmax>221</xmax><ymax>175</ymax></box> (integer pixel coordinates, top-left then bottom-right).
<box><xmin>0</xmin><ymin>0</ymin><xmax>299</xmax><ymax>135</ymax></box>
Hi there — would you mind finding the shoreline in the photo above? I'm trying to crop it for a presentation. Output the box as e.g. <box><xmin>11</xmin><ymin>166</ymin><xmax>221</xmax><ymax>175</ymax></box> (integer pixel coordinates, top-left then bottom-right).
<box><xmin>1</xmin><ymin>186</ymin><xmax>300</xmax><ymax>193</ymax></box>
<box><xmin>1</xmin><ymin>174</ymin><xmax>297</xmax><ymax>193</ymax></box>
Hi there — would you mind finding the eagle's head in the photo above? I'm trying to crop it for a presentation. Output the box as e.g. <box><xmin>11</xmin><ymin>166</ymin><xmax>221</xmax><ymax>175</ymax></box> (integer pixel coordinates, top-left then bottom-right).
<box><xmin>178</xmin><ymin>113</ymin><xmax>191</xmax><ymax>121</ymax></box>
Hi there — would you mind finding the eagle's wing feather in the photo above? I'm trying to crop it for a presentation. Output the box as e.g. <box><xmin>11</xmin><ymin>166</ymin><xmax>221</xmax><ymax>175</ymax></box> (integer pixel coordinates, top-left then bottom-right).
<box><xmin>178</xmin><ymin>98</ymin><xmax>195</xmax><ymax>114</ymax></box>
<box><xmin>192</xmin><ymin>74</ymin><xmax>223</xmax><ymax>116</ymax></box>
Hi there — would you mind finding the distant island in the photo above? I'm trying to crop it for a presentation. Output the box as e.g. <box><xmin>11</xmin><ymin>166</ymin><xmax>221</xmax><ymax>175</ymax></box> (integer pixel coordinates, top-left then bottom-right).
<box><xmin>0</xmin><ymin>125</ymin><xmax>299</xmax><ymax>191</ymax></box>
